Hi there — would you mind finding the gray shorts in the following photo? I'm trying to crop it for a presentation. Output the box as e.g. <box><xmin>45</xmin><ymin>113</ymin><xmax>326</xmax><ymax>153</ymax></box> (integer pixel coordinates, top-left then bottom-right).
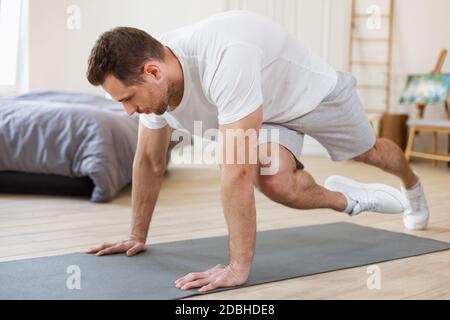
<box><xmin>259</xmin><ymin>71</ymin><xmax>376</xmax><ymax>167</ymax></box>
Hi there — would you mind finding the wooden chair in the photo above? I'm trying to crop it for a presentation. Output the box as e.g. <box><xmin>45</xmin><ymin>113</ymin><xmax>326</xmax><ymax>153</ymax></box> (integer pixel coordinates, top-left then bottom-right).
<box><xmin>404</xmin><ymin>49</ymin><xmax>450</xmax><ymax>167</ymax></box>
<box><xmin>405</xmin><ymin>119</ymin><xmax>450</xmax><ymax>166</ymax></box>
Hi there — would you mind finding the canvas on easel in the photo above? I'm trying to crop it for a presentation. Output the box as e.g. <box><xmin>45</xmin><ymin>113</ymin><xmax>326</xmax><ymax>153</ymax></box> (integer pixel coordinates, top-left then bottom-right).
<box><xmin>400</xmin><ymin>73</ymin><xmax>450</xmax><ymax>106</ymax></box>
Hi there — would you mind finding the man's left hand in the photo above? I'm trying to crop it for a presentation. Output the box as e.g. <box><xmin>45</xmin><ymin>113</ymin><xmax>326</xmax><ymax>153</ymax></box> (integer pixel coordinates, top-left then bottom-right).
<box><xmin>174</xmin><ymin>263</ymin><xmax>250</xmax><ymax>293</ymax></box>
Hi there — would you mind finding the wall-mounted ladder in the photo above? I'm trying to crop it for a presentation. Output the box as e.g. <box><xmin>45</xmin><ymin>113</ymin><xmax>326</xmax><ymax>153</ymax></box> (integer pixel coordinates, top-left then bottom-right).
<box><xmin>348</xmin><ymin>0</ymin><xmax>395</xmax><ymax>114</ymax></box>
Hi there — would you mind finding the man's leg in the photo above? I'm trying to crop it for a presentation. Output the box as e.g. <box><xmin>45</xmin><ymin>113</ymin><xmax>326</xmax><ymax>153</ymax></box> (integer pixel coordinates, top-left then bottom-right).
<box><xmin>349</xmin><ymin>137</ymin><xmax>429</xmax><ymax>230</ymax></box>
<box><xmin>254</xmin><ymin>142</ymin><xmax>410</xmax><ymax>216</ymax></box>
<box><xmin>353</xmin><ymin>138</ymin><xmax>418</xmax><ymax>189</ymax></box>
<box><xmin>253</xmin><ymin>143</ymin><xmax>347</xmax><ymax>211</ymax></box>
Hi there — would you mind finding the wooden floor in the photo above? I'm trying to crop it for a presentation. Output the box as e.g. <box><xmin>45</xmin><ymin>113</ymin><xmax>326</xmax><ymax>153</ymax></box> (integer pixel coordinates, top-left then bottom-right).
<box><xmin>0</xmin><ymin>156</ymin><xmax>449</xmax><ymax>299</ymax></box>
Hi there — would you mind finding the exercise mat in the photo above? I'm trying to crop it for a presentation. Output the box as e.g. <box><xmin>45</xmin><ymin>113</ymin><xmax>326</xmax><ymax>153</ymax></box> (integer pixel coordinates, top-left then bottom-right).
<box><xmin>1</xmin><ymin>222</ymin><xmax>449</xmax><ymax>299</ymax></box>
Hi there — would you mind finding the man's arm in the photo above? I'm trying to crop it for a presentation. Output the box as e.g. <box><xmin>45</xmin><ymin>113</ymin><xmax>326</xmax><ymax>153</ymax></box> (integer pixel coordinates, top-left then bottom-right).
<box><xmin>175</xmin><ymin>106</ymin><xmax>262</xmax><ymax>292</ymax></box>
<box><xmin>219</xmin><ymin>107</ymin><xmax>262</xmax><ymax>272</ymax></box>
<box><xmin>130</xmin><ymin>123</ymin><xmax>172</xmax><ymax>242</ymax></box>
<box><xmin>87</xmin><ymin>122</ymin><xmax>172</xmax><ymax>256</ymax></box>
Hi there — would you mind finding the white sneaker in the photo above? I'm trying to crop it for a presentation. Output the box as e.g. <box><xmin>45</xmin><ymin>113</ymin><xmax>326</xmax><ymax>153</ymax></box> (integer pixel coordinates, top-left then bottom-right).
<box><xmin>324</xmin><ymin>175</ymin><xmax>408</xmax><ymax>216</ymax></box>
<box><xmin>401</xmin><ymin>181</ymin><xmax>430</xmax><ymax>230</ymax></box>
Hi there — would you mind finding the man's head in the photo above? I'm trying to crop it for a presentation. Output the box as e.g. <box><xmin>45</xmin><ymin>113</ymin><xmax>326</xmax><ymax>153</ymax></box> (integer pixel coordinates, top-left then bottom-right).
<box><xmin>87</xmin><ymin>27</ymin><xmax>178</xmax><ymax>116</ymax></box>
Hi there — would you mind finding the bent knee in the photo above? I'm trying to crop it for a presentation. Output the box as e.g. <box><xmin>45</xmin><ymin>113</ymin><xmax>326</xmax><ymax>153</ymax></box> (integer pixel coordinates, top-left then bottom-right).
<box><xmin>254</xmin><ymin>173</ymin><xmax>298</xmax><ymax>203</ymax></box>
<box><xmin>353</xmin><ymin>140</ymin><xmax>385</xmax><ymax>167</ymax></box>
<box><xmin>254</xmin><ymin>173</ymin><xmax>281</xmax><ymax>193</ymax></box>
<box><xmin>353</xmin><ymin>148</ymin><xmax>374</xmax><ymax>163</ymax></box>
<box><xmin>253</xmin><ymin>163</ymin><xmax>287</xmax><ymax>191</ymax></box>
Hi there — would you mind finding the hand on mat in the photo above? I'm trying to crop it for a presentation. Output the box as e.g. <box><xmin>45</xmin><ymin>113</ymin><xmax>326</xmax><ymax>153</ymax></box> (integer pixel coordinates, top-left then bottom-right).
<box><xmin>87</xmin><ymin>237</ymin><xmax>147</xmax><ymax>257</ymax></box>
<box><xmin>174</xmin><ymin>263</ymin><xmax>250</xmax><ymax>293</ymax></box>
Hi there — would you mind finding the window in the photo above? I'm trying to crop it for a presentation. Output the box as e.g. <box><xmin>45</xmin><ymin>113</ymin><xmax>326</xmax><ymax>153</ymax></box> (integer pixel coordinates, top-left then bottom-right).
<box><xmin>0</xmin><ymin>0</ymin><xmax>23</xmax><ymax>93</ymax></box>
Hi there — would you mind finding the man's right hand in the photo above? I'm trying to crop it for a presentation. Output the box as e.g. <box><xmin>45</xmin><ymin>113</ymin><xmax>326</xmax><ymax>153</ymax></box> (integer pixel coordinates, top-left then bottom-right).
<box><xmin>87</xmin><ymin>236</ymin><xmax>147</xmax><ymax>257</ymax></box>
<box><xmin>87</xmin><ymin>124</ymin><xmax>170</xmax><ymax>258</ymax></box>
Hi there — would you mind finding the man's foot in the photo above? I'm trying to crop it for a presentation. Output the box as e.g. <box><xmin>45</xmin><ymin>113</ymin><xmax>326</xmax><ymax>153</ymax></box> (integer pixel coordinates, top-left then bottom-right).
<box><xmin>401</xmin><ymin>180</ymin><xmax>430</xmax><ymax>230</ymax></box>
<box><xmin>324</xmin><ymin>175</ymin><xmax>408</xmax><ymax>216</ymax></box>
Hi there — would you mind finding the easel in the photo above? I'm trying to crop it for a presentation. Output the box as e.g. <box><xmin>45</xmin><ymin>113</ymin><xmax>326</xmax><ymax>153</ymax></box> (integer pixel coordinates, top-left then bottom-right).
<box><xmin>415</xmin><ymin>49</ymin><xmax>449</xmax><ymax>120</ymax></box>
<box><xmin>404</xmin><ymin>49</ymin><xmax>450</xmax><ymax>167</ymax></box>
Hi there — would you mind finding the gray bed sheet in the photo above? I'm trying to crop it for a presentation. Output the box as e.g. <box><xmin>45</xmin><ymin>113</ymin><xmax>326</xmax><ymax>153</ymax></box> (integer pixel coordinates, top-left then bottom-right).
<box><xmin>0</xmin><ymin>91</ymin><xmax>138</xmax><ymax>202</ymax></box>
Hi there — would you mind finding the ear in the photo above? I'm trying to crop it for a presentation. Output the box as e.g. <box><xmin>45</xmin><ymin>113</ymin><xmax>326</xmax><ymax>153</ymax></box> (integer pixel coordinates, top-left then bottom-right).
<box><xmin>143</xmin><ymin>62</ymin><xmax>162</xmax><ymax>80</ymax></box>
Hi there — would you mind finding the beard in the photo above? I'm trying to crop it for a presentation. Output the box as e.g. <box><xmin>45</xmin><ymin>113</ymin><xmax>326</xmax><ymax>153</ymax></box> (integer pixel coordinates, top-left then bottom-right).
<box><xmin>148</xmin><ymin>83</ymin><xmax>170</xmax><ymax>115</ymax></box>
<box><xmin>153</xmin><ymin>103</ymin><xmax>168</xmax><ymax>115</ymax></box>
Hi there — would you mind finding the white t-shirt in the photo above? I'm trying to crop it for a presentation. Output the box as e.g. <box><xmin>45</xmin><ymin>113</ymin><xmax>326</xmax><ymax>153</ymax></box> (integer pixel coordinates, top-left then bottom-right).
<box><xmin>140</xmin><ymin>10</ymin><xmax>337</xmax><ymax>136</ymax></box>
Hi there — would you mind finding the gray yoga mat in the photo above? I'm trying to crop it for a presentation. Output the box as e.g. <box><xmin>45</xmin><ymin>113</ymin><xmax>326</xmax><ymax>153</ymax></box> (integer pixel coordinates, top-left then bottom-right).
<box><xmin>1</xmin><ymin>222</ymin><xmax>450</xmax><ymax>300</ymax></box>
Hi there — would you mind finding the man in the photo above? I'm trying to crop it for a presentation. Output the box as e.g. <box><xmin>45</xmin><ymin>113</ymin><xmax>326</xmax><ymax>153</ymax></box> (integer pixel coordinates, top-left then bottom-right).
<box><xmin>86</xmin><ymin>11</ymin><xmax>429</xmax><ymax>293</ymax></box>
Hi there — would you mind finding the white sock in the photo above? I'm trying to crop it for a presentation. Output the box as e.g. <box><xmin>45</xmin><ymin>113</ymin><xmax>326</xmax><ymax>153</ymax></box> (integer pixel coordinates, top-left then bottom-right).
<box><xmin>342</xmin><ymin>193</ymin><xmax>357</xmax><ymax>215</ymax></box>
<box><xmin>406</xmin><ymin>180</ymin><xmax>421</xmax><ymax>192</ymax></box>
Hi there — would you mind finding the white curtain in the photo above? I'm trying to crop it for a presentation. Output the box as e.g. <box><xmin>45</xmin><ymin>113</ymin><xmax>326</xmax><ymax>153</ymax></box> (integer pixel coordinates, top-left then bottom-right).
<box><xmin>0</xmin><ymin>0</ymin><xmax>27</xmax><ymax>95</ymax></box>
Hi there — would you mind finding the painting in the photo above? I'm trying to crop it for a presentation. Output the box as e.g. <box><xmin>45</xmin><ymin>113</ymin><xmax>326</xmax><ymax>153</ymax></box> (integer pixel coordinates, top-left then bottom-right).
<box><xmin>399</xmin><ymin>73</ymin><xmax>450</xmax><ymax>104</ymax></box>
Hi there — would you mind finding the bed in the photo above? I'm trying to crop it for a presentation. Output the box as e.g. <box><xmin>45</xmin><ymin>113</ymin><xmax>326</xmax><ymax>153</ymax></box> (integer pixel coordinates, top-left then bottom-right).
<box><xmin>0</xmin><ymin>90</ymin><xmax>141</xmax><ymax>202</ymax></box>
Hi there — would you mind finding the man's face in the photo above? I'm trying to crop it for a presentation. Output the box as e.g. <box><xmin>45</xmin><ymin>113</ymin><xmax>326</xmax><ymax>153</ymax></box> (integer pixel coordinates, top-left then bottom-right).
<box><xmin>103</xmin><ymin>71</ymin><xmax>170</xmax><ymax>116</ymax></box>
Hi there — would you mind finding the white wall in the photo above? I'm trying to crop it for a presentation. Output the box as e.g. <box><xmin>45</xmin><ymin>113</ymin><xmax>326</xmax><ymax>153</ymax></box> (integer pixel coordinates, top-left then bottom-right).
<box><xmin>393</xmin><ymin>0</ymin><xmax>450</xmax><ymax>154</ymax></box>
<box><xmin>29</xmin><ymin>0</ymin><xmax>227</xmax><ymax>94</ymax></box>
<box><xmin>393</xmin><ymin>0</ymin><xmax>450</xmax><ymax>114</ymax></box>
<box><xmin>29</xmin><ymin>0</ymin><xmax>67</xmax><ymax>91</ymax></box>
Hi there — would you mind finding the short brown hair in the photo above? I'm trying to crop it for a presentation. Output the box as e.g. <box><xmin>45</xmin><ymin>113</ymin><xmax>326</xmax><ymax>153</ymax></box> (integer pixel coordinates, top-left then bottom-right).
<box><xmin>87</xmin><ymin>27</ymin><xmax>165</xmax><ymax>86</ymax></box>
